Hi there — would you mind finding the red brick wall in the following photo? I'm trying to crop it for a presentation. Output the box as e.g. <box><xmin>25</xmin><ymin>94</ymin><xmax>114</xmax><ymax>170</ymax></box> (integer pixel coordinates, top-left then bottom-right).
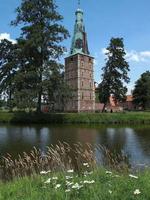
<box><xmin>65</xmin><ymin>54</ymin><xmax>95</xmax><ymax>112</ymax></box>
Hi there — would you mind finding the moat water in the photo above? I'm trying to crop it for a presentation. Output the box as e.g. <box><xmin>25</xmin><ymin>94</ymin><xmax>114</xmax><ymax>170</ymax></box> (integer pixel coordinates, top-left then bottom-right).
<box><xmin>0</xmin><ymin>124</ymin><xmax>150</xmax><ymax>169</ymax></box>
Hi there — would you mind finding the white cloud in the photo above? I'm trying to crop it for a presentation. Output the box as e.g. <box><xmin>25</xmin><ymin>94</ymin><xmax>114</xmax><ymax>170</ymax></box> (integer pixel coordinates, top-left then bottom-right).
<box><xmin>125</xmin><ymin>50</ymin><xmax>141</xmax><ymax>62</ymax></box>
<box><xmin>101</xmin><ymin>48</ymin><xmax>150</xmax><ymax>63</ymax></box>
<box><xmin>0</xmin><ymin>33</ymin><xmax>16</xmax><ymax>44</ymax></box>
<box><xmin>101</xmin><ymin>48</ymin><xmax>109</xmax><ymax>55</ymax></box>
<box><xmin>140</xmin><ymin>51</ymin><xmax>150</xmax><ymax>57</ymax></box>
<box><xmin>125</xmin><ymin>50</ymin><xmax>150</xmax><ymax>62</ymax></box>
<box><xmin>93</xmin><ymin>52</ymin><xmax>99</xmax><ymax>65</ymax></box>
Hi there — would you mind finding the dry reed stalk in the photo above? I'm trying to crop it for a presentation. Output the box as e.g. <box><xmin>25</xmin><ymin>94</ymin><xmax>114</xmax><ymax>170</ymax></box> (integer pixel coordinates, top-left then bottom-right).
<box><xmin>0</xmin><ymin>142</ymin><xmax>129</xmax><ymax>181</ymax></box>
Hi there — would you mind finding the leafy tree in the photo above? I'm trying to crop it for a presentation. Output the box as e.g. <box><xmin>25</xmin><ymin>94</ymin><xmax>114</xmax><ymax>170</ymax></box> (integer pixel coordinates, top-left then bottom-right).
<box><xmin>0</xmin><ymin>39</ymin><xmax>18</xmax><ymax>110</ymax></box>
<box><xmin>99</xmin><ymin>38</ymin><xmax>130</xmax><ymax>112</ymax></box>
<box><xmin>11</xmin><ymin>0</ymin><xmax>69</xmax><ymax>112</ymax></box>
<box><xmin>133</xmin><ymin>71</ymin><xmax>150</xmax><ymax>110</ymax></box>
<box><xmin>48</xmin><ymin>71</ymin><xmax>72</xmax><ymax>112</ymax></box>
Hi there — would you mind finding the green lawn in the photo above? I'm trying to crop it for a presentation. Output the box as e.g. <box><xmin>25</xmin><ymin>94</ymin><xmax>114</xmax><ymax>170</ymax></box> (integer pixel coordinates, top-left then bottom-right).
<box><xmin>0</xmin><ymin>168</ymin><xmax>150</xmax><ymax>200</ymax></box>
<box><xmin>0</xmin><ymin>111</ymin><xmax>150</xmax><ymax>124</ymax></box>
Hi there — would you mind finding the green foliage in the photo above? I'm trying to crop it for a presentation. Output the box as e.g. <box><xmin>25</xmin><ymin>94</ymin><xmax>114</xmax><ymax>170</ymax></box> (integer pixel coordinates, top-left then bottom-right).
<box><xmin>0</xmin><ymin>112</ymin><xmax>150</xmax><ymax>124</ymax></box>
<box><xmin>11</xmin><ymin>0</ymin><xmax>69</xmax><ymax>112</ymax></box>
<box><xmin>0</xmin><ymin>99</ymin><xmax>6</xmax><ymax>108</ymax></box>
<box><xmin>0</xmin><ymin>39</ymin><xmax>18</xmax><ymax>110</ymax></box>
<box><xmin>99</xmin><ymin>38</ymin><xmax>130</xmax><ymax>111</ymax></box>
<box><xmin>0</xmin><ymin>0</ymin><xmax>70</xmax><ymax>112</ymax></box>
<box><xmin>0</xmin><ymin>169</ymin><xmax>150</xmax><ymax>200</ymax></box>
<box><xmin>133</xmin><ymin>71</ymin><xmax>150</xmax><ymax>110</ymax></box>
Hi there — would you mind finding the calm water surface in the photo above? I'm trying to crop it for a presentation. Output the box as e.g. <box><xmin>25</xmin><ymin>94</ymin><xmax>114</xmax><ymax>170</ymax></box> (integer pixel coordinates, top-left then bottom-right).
<box><xmin>0</xmin><ymin>124</ymin><xmax>150</xmax><ymax>168</ymax></box>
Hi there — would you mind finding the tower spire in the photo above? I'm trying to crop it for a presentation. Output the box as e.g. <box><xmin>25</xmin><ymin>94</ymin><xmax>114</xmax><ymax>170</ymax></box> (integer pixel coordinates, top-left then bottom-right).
<box><xmin>78</xmin><ymin>0</ymin><xmax>80</xmax><ymax>8</ymax></box>
<box><xmin>70</xmin><ymin>4</ymin><xmax>90</xmax><ymax>55</ymax></box>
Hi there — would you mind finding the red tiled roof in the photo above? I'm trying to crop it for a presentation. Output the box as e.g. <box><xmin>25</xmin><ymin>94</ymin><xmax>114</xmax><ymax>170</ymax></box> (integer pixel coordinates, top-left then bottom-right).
<box><xmin>126</xmin><ymin>95</ymin><xmax>133</xmax><ymax>102</ymax></box>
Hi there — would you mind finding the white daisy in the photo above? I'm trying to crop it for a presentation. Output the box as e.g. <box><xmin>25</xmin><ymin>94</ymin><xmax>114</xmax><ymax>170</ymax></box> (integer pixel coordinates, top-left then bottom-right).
<box><xmin>106</xmin><ymin>171</ymin><xmax>112</xmax><ymax>174</ymax></box>
<box><xmin>67</xmin><ymin>169</ymin><xmax>74</xmax><ymax>173</ymax></box>
<box><xmin>44</xmin><ymin>178</ymin><xmax>51</xmax><ymax>184</ymax></box>
<box><xmin>55</xmin><ymin>184</ymin><xmax>61</xmax><ymax>189</ymax></box>
<box><xmin>129</xmin><ymin>174</ymin><xmax>138</xmax><ymax>179</ymax></box>
<box><xmin>134</xmin><ymin>189</ymin><xmax>141</xmax><ymax>195</ymax></box>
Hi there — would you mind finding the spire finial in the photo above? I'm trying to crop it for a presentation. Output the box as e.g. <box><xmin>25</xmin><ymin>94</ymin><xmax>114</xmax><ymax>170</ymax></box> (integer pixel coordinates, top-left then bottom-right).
<box><xmin>78</xmin><ymin>0</ymin><xmax>80</xmax><ymax>8</ymax></box>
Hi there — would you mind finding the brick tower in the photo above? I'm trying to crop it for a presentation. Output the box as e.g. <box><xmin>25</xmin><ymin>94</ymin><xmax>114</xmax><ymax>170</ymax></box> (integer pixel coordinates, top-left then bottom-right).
<box><xmin>65</xmin><ymin>7</ymin><xmax>95</xmax><ymax>112</ymax></box>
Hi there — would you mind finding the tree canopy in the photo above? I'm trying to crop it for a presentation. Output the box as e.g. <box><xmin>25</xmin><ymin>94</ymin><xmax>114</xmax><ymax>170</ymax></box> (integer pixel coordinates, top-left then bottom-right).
<box><xmin>0</xmin><ymin>0</ymin><xmax>70</xmax><ymax>112</ymax></box>
<box><xmin>133</xmin><ymin>71</ymin><xmax>150</xmax><ymax>110</ymax></box>
<box><xmin>99</xmin><ymin>37</ymin><xmax>130</xmax><ymax>112</ymax></box>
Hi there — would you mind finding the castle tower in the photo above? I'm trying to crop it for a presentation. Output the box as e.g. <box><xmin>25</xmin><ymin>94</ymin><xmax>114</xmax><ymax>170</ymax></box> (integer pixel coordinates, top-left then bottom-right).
<box><xmin>65</xmin><ymin>7</ymin><xmax>95</xmax><ymax>112</ymax></box>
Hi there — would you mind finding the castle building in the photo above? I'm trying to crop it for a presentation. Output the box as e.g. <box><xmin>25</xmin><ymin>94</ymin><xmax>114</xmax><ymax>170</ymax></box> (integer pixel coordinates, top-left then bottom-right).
<box><xmin>65</xmin><ymin>7</ymin><xmax>95</xmax><ymax>112</ymax></box>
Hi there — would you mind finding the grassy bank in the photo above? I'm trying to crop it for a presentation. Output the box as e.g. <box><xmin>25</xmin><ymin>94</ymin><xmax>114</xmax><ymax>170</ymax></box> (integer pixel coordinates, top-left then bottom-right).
<box><xmin>0</xmin><ymin>168</ymin><xmax>150</xmax><ymax>200</ymax></box>
<box><xmin>0</xmin><ymin>142</ymin><xmax>150</xmax><ymax>199</ymax></box>
<box><xmin>0</xmin><ymin>111</ymin><xmax>150</xmax><ymax>124</ymax></box>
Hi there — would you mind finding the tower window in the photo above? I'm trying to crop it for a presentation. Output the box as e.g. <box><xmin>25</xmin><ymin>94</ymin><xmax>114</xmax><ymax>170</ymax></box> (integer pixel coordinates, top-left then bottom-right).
<box><xmin>90</xmin><ymin>93</ymin><xmax>92</xmax><ymax>100</ymax></box>
<box><xmin>71</xmin><ymin>57</ymin><xmax>73</xmax><ymax>61</ymax></box>
<box><xmin>90</xmin><ymin>82</ymin><xmax>92</xmax><ymax>88</ymax></box>
<box><xmin>82</xmin><ymin>92</ymin><xmax>84</xmax><ymax>100</ymax></box>
<box><xmin>82</xmin><ymin>81</ymin><xmax>83</xmax><ymax>87</ymax></box>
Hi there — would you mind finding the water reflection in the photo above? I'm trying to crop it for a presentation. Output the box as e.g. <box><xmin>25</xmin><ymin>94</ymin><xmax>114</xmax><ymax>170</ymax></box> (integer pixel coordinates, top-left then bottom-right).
<box><xmin>0</xmin><ymin>125</ymin><xmax>150</xmax><ymax>168</ymax></box>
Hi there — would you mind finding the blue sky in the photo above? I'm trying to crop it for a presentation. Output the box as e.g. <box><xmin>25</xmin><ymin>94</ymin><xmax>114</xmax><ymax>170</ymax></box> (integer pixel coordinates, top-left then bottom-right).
<box><xmin>0</xmin><ymin>0</ymin><xmax>150</xmax><ymax>93</ymax></box>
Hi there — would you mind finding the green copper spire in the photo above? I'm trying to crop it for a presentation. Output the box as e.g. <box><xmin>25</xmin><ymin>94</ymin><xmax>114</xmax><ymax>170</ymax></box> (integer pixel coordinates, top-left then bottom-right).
<box><xmin>78</xmin><ymin>0</ymin><xmax>80</xmax><ymax>8</ymax></box>
<box><xmin>70</xmin><ymin>8</ymin><xmax>90</xmax><ymax>55</ymax></box>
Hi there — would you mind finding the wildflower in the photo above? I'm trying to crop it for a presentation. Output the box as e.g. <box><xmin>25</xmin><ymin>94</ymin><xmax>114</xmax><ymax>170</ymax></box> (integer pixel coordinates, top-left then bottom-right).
<box><xmin>55</xmin><ymin>184</ymin><xmax>61</xmax><ymax>189</ymax></box>
<box><xmin>66</xmin><ymin>181</ymin><xmax>74</xmax><ymax>186</ymax></box>
<box><xmin>44</xmin><ymin>178</ymin><xmax>51</xmax><ymax>184</ymax></box>
<box><xmin>129</xmin><ymin>174</ymin><xmax>138</xmax><ymax>179</ymax></box>
<box><xmin>109</xmin><ymin>190</ymin><xmax>112</xmax><ymax>194</ymax></box>
<box><xmin>84</xmin><ymin>171</ymin><xmax>93</xmax><ymax>176</ymax></box>
<box><xmin>72</xmin><ymin>183</ymin><xmax>83</xmax><ymax>189</ymax></box>
<box><xmin>67</xmin><ymin>169</ymin><xmax>74</xmax><ymax>173</ymax></box>
<box><xmin>134</xmin><ymin>189</ymin><xmax>141</xmax><ymax>195</ymax></box>
<box><xmin>106</xmin><ymin>171</ymin><xmax>112</xmax><ymax>174</ymax></box>
<box><xmin>83</xmin><ymin>163</ymin><xmax>89</xmax><ymax>167</ymax></box>
<box><xmin>40</xmin><ymin>171</ymin><xmax>47</xmax><ymax>175</ymax></box>
<box><xmin>83</xmin><ymin>180</ymin><xmax>95</xmax><ymax>184</ymax></box>
<box><xmin>52</xmin><ymin>177</ymin><xmax>58</xmax><ymax>180</ymax></box>
<box><xmin>40</xmin><ymin>170</ymin><xmax>51</xmax><ymax>175</ymax></box>
<box><xmin>83</xmin><ymin>163</ymin><xmax>89</xmax><ymax>166</ymax></box>
<box><xmin>66</xmin><ymin>176</ymin><xmax>73</xmax><ymax>180</ymax></box>
<box><xmin>65</xmin><ymin>189</ymin><xmax>71</xmax><ymax>192</ymax></box>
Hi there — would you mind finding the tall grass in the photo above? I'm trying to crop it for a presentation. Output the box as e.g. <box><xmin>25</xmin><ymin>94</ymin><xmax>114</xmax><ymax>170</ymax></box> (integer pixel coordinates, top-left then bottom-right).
<box><xmin>0</xmin><ymin>143</ymin><xmax>129</xmax><ymax>181</ymax></box>
<box><xmin>1</xmin><ymin>143</ymin><xmax>150</xmax><ymax>199</ymax></box>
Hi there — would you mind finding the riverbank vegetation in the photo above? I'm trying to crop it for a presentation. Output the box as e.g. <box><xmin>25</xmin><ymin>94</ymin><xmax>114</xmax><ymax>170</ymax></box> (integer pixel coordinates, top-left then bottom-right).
<box><xmin>0</xmin><ymin>111</ymin><xmax>150</xmax><ymax>124</ymax></box>
<box><xmin>1</xmin><ymin>168</ymin><xmax>150</xmax><ymax>200</ymax></box>
<box><xmin>0</xmin><ymin>142</ymin><xmax>150</xmax><ymax>199</ymax></box>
